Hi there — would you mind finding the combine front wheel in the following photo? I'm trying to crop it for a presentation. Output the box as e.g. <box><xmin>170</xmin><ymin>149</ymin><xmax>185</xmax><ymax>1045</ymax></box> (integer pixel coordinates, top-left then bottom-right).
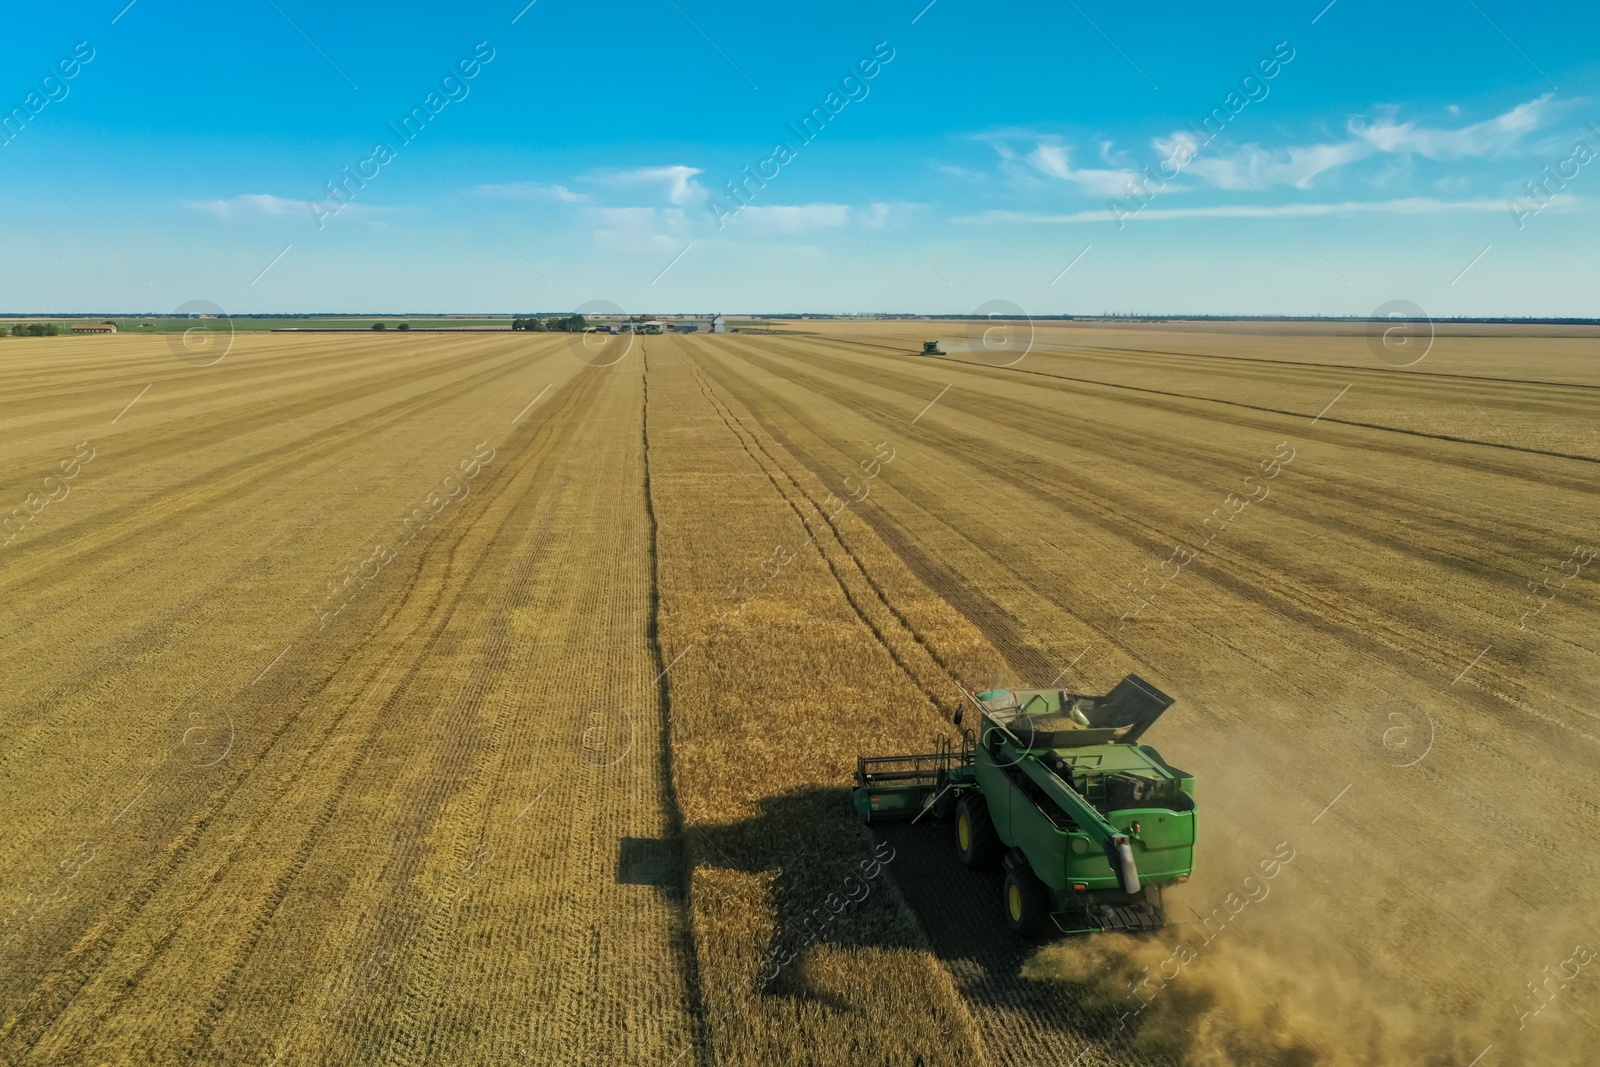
<box><xmin>954</xmin><ymin>795</ymin><xmax>999</xmax><ymax>868</ymax></box>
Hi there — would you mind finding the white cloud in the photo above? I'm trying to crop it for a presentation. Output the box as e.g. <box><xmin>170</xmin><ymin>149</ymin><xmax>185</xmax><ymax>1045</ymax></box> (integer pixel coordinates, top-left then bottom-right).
<box><xmin>1164</xmin><ymin>95</ymin><xmax>1555</xmax><ymax>193</ymax></box>
<box><xmin>474</xmin><ymin>181</ymin><xmax>586</xmax><ymax>202</ymax></box>
<box><xmin>974</xmin><ymin>96</ymin><xmax>1563</xmax><ymax>203</ymax></box>
<box><xmin>1025</xmin><ymin>140</ymin><xmax>1136</xmax><ymax>197</ymax></box>
<box><xmin>591</xmin><ymin>165</ymin><xmax>707</xmax><ymax>206</ymax></box>
<box><xmin>1350</xmin><ymin>94</ymin><xmax>1553</xmax><ymax>159</ymax></box>
<box><xmin>953</xmin><ymin>197</ymin><xmax>1529</xmax><ymax>225</ymax></box>
<box><xmin>1185</xmin><ymin>140</ymin><xmax>1375</xmax><ymax>190</ymax></box>
<box><xmin>188</xmin><ymin>193</ymin><xmax>303</xmax><ymax>218</ymax></box>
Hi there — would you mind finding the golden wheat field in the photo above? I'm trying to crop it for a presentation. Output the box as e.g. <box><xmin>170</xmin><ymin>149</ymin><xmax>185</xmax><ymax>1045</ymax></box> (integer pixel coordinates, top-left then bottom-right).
<box><xmin>2</xmin><ymin>320</ymin><xmax>1597</xmax><ymax>1066</ymax></box>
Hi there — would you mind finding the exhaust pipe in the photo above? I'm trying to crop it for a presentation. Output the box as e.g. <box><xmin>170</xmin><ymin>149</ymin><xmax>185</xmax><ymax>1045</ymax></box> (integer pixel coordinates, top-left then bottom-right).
<box><xmin>1105</xmin><ymin>838</ymin><xmax>1140</xmax><ymax>894</ymax></box>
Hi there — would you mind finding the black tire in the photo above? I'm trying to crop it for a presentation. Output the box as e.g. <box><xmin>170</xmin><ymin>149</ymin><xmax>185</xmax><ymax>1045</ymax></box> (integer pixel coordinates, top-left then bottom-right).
<box><xmin>1003</xmin><ymin>866</ymin><xmax>1049</xmax><ymax>937</ymax></box>
<box><xmin>954</xmin><ymin>794</ymin><xmax>1000</xmax><ymax>869</ymax></box>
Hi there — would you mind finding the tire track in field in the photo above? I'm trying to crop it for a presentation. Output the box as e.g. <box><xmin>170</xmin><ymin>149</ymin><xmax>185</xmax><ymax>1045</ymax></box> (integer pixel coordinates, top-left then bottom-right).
<box><xmin>679</xmin><ymin>354</ymin><xmax>965</xmax><ymax>719</ymax></box>
<box><xmin>762</xmin><ymin>334</ymin><xmax>1600</xmax><ymax>494</ymax></box>
<box><xmin>709</xmin><ymin>342</ymin><xmax>1430</xmax><ymax>748</ymax></box>
<box><xmin>734</xmin><ymin>385</ymin><xmax>1334</xmax><ymax>711</ymax></box>
<box><xmin>683</xmin><ymin>361</ymin><xmax>990</xmax><ymax>695</ymax></box>
<box><xmin>702</xmin><ymin>338</ymin><xmax>1118</xmax><ymax>679</ymax></box>
<box><xmin>640</xmin><ymin>349</ymin><xmax>713</xmax><ymax>1067</ymax></box>
<box><xmin>743</xmin><ymin>333</ymin><xmax>1600</xmax><ymax>737</ymax></box>
<box><xmin>945</xmin><ymin>349</ymin><xmax>1600</xmax><ymax>467</ymax></box>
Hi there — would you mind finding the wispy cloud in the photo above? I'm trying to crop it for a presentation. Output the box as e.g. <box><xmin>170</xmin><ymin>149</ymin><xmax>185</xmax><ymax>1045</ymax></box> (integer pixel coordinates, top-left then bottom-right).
<box><xmin>980</xmin><ymin>95</ymin><xmax>1564</xmax><ymax>203</ymax></box>
<box><xmin>589</xmin><ymin>165</ymin><xmax>707</xmax><ymax>206</ymax></box>
<box><xmin>1349</xmin><ymin>94</ymin><xmax>1554</xmax><ymax>159</ymax></box>
<box><xmin>188</xmin><ymin>193</ymin><xmax>304</xmax><ymax>218</ymax></box>
<box><xmin>954</xmin><ymin>196</ymin><xmax>1535</xmax><ymax>225</ymax></box>
<box><xmin>931</xmin><ymin>162</ymin><xmax>988</xmax><ymax>183</ymax></box>
<box><xmin>1178</xmin><ymin>94</ymin><xmax>1558</xmax><ymax>191</ymax></box>
<box><xmin>1024</xmin><ymin>140</ymin><xmax>1135</xmax><ymax>197</ymax></box>
<box><xmin>1185</xmin><ymin>140</ymin><xmax>1376</xmax><ymax>190</ymax></box>
<box><xmin>473</xmin><ymin>181</ymin><xmax>587</xmax><ymax>202</ymax></box>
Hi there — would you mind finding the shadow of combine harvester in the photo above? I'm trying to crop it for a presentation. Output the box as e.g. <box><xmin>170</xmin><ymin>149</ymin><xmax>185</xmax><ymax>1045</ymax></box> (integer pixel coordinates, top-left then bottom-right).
<box><xmin>620</xmin><ymin>788</ymin><xmax>916</xmax><ymax>995</ymax></box>
<box><xmin>615</xmin><ymin>784</ymin><xmax>1148</xmax><ymax>1050</ymax></box>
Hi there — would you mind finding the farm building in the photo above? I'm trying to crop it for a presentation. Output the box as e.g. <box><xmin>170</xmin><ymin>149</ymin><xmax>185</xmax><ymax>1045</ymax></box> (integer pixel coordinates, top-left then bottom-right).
<box><xmin>671</xmin><ymin>322</ymin><xmax>702</xmax><ymax>333</ymax></box>
<box><xmin>70</xmin><ymin>323</ymin><xmax>117</xmax><ymax>334</ymax></box>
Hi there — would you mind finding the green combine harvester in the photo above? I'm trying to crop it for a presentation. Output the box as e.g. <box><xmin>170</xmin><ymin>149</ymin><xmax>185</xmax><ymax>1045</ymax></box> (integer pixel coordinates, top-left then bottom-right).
<box><xmin>852</xmin><ymin>674</ymin><xmax>1195</xmax><ymax>936</ymax></box>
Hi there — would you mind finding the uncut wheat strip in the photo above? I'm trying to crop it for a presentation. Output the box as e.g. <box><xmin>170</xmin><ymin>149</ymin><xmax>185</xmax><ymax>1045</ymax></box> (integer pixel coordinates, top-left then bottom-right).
<box><xmin>678</xmin><ymin>356</ymin><xmax>978</xmax><ymax>720</ymax></box>
<box><xmin>644</xmin><ymin>342</ymin><xmax>992</xmax><ymax>1067</ymax></box>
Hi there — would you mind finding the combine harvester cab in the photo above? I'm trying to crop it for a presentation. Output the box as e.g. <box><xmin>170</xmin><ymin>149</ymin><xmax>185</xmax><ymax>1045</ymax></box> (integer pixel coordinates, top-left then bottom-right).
<box><xmin>853</xmin><ymin>674</ymin><xmax>1195</xmax><ymax>937</ymax></box>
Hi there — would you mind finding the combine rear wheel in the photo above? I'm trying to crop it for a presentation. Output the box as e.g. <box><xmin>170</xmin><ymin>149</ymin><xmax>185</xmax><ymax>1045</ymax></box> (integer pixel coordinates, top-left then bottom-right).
<box><xmin>1003</xmin><ymin>866</ymin><xmax>1048</xmax><ymax>937</ymax></box>
<box><xmin>954</xmin><ymin>795</ymin><xmax>999</xmax><ymax>868</ymax></box>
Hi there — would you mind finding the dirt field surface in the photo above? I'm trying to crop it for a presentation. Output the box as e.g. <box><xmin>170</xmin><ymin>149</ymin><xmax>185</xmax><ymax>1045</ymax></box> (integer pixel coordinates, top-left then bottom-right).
<box><xmin>2</xmin><ymin>321</ymin><xmax>1597</xmax><ymax>1065</ymax></box>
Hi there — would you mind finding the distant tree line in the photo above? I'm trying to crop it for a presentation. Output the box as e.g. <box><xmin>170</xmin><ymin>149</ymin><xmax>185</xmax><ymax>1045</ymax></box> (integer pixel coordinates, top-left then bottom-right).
<box><xmin>512</xmin><ymin>315</ymin><xmax>587</xmax><ymax>332</ymax></box>
<box><xmin>10</xmin><ymin>323</ymin><xmax>61</xmax><ymax>336</ymax></box>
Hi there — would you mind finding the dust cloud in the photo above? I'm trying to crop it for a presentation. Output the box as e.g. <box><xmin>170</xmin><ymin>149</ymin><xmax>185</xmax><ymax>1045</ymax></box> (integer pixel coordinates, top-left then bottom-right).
<box><xmin>1023</xmin><ymin>919</ymin><xmax>1598</xmax><ymax>1067</ymax></box>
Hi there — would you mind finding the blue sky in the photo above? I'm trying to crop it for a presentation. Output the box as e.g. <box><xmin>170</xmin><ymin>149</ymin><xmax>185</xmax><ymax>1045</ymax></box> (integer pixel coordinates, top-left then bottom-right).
<box><xmin>2</xmin><ymin>0</ymin><xmax>1596</xmax><ymax>315</ymax></box>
